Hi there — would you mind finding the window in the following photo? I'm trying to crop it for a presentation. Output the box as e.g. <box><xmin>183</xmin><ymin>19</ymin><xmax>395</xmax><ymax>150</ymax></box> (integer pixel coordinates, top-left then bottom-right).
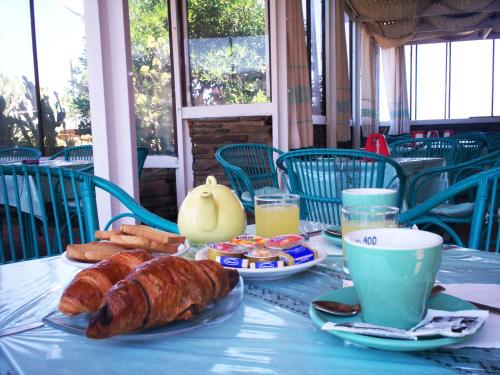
<box><xmin>384</xmin><ymin>39</ymin><xmax>500</xmax><ymax>122</ymax></box>
<box><xmin>185</xmin><ymin>0</ymin><xmax>270</xmax><ymax>106</ymax></box>
<box><xmin>0</xmin><ymin>0</ymin><xmax>90</xmax><ymax>154</ymax></box>
<box><xmin>302</xmin><ymin>0</ymin><xmax>326</xmax><ymax>117</ymax></box>
<box><xmin>415</xmin><ymin>43</ymin><xmax>447</xmax><ymax>120</ymax></box>
<box><xmin>449</xmin><ymin>40</ymin><xmax>492</xmax><ymax>119</ymax></box>
<box><xmin>129</xmin><ymin>0</ymin><xmax>175</xmax><ymax>155</ymax></box>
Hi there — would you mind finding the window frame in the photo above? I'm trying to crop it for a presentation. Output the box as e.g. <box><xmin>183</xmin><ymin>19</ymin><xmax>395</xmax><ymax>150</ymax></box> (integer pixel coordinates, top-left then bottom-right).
<box><xmin>177</xmin><ymin>0</ymin><xmax>273</xmax><ymax>110</ymax></box>
<box><xmin>404</xmin><ymin>39</ymin><xmax>500</xmax><ymax>125</ymax></box>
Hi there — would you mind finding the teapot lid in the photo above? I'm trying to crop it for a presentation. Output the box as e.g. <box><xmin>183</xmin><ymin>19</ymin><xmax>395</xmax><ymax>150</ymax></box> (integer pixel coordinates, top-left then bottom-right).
<box><xmin>192</xmin><ymin>176</ymin><xmax>234</xmax><ymax>194</ymax></box>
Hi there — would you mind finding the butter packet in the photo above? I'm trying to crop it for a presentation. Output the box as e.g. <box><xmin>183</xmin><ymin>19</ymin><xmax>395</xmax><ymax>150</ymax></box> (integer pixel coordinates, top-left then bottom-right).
<box><xmin>215</xmin><ymin>256</ymin><xmax>249</xmax><ymax>268</ymax></box>
<box><xmin>279</xmin><ymin>244</ymin><xmax>318</xmax><ymax>266</ymax></box>
<box><xmin>249</xmin><ymin>260</ymin><xmax>285</xmax><ymax>269</ymax></box>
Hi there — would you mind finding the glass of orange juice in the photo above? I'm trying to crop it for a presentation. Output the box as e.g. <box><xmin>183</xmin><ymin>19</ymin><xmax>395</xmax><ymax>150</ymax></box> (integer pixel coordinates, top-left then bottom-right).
<box><xmin>255</xmin><ymin>194</ymin><xmax>300</xmax><ymax>238</ymax></box>
<box><xmin>341</xmin><ymin>206</ymin><xmax>399</xmax><ymax>277</ymax></box>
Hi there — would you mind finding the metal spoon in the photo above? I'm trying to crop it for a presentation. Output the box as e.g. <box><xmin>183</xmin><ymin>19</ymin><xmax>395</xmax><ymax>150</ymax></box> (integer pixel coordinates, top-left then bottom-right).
<box><xmin>312</xmin><ymin>285</ymin><xmax>446</xmax><ymax>317</ymax></box>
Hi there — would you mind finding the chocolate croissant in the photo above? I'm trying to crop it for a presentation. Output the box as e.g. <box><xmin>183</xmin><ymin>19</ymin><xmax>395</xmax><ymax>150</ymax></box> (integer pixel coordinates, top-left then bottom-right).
<box><xmin>86</xmin><ymin>257</ymin><xmax>239</xmax><ymax>339</ymax></box>
<box><xmin>59</xmin><ymin>249</ymin><xmax>152</xmax><ymax>315</ymax></box>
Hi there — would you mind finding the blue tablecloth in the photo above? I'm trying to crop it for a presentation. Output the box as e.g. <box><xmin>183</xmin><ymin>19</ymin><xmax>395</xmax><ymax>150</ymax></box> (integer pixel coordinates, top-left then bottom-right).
<box><xmin>0</xmin><ymin>248</ymin><xmax>499</xmax><ymax>375</ymax></box>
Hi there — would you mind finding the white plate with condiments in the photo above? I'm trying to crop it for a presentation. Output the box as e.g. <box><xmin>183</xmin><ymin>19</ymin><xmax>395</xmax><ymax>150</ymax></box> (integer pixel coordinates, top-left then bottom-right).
<box><xmin>195</xmin><ymin>246</ymin><xmax>327</xmax><ymax>281</ymax></box>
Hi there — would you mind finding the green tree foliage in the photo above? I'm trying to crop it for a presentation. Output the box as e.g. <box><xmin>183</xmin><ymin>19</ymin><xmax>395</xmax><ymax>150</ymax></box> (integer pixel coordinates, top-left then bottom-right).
<box><xmin>0</xmin><ymin>75</ymin><xmax>66</xmax><ymax>153</ymax></box>
<box><xmin>187</xmin><ymin>0</ymin><xmax>268</xmax><ymax>105</ymax></box>
<box><xmin>129</xmin><ymin>0</ymin><xmax>175</xmax><ymax>155</ymax></box>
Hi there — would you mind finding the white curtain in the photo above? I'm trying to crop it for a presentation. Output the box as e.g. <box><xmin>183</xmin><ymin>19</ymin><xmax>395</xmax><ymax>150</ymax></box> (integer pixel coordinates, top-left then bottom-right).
<box><xmin>381</xmin><ymin>46</ymin><xmax>410</xmax><ymax>135</ymax></box>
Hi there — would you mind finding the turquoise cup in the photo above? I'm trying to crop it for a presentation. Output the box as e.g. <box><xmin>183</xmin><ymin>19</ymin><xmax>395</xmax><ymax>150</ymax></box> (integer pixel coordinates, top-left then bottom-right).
<box><xmin>342</xmin><ymin>188</ymin><xmax>398</xmax><ymax>208</ymax></box>
<box><xmin>344</xmin><ymin>228</ymin><xmax>443</xmax><ymax>330</ymax></box>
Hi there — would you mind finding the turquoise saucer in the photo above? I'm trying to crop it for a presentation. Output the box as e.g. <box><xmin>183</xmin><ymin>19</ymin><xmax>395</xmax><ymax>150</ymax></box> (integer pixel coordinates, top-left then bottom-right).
<box><xmin>309</xmin><ymin>286</ymin><xmax>479</xmax><ymax>352</ymax></box>
<box><xmin>321</xmin><ymin>225</ymin><xmax>342</xmax><ymax>247</ymax></box>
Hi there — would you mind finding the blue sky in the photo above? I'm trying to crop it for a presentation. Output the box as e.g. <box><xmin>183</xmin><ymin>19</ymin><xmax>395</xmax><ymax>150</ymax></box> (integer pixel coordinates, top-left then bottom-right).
<box><xmin>0</xmin><ymin>0</ymin><xmax>85</xmax><ymax>97</ymax></box>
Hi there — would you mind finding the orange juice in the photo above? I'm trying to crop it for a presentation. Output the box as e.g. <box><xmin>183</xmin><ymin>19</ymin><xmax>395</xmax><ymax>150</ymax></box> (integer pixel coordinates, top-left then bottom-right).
<box><xmin>255</xmin><ymin>203</ymin><xmax>300</xmax><ymax>238</ymax></box>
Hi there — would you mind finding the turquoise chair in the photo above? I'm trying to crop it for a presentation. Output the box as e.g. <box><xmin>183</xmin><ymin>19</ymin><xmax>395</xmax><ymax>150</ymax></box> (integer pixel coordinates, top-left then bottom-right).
<box><xmin>389</xmin><ymin>137</ymin><xmax>459</xmax><ymax>165</ymax></box>
<box><xmin>407</xmin><ymin>150</ymin><xmax>500</xmax><ymax>223</ymax></box>
<box><xmin>78</xmin><ymin>146</ymin><xmax>148</xmax><ymax>177</ymax></box>
<box><xmin>50</xmin><ymin>145</ymin><xmax>93</xmax><ymax>161</ymax></box>
<box><xmin>0</xmin><ymin>147</ymin><xmax>41</xmax><ymax>162</ymax></box>
<box><xmin>487</xmin><ymin>133</ymin><xmax>500</xmax><ymax>153</ymax></box>
<box><xmin>276</xmin><ymin>149</ymin><xmax>406</xmax><ymax>226</ymax></box>
<box><xmin>136</xmin><ymin>146</ymin><xmax>148</xmax><ymax>178</ymax></box>
<box><xmin>452</xmin><ymin>134</ymin><xmax>486</xmax><ymax>164</ymax></box>
<box><xmin>215</xmin><ymin>144</ymin><xmax>284</xmax><ymax>212</ymax></box>
<box><xmin>0</xmin><ymin>165</ymin><xmax>178</xmax><ymax>264</ymax></box>
<box><xmin>385</xmin><ymin>134</ymin><xmax>410</xmax><ymax>144</ymax></box>
<box><xmin>399</xmin><ymin>168</ymin><xmax>500</xmax><ymax>252</ymax></box>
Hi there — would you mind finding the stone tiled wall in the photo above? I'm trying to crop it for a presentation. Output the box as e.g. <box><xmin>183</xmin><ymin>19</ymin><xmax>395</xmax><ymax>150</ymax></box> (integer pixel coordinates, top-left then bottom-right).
<box><xmin>139</xmin><ymin>168</ymin><xmax>178</xmax><ymax>222</ymax></box>
<box><xmin>188</xmin><ymin>116</ymin><xmax>273</xmax><ymax>187</ymax></box>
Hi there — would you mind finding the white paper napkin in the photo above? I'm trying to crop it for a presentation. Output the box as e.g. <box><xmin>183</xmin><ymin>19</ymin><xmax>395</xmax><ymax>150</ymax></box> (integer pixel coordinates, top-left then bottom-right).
<box><xmin>442</xmin><ymin>284</ymin><xmax>500</xmax><ymax>349</ymax></box>
<box><xmin>306</xmin><ymin>235</ymin><xmax>342</xmax><ymax>256</ymax></box>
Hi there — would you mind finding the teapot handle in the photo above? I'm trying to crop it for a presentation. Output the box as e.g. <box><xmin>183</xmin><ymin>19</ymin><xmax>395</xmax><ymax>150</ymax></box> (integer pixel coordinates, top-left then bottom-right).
<box><xmin>206</xmin><ymin>176</ymin><xmax>217</xmax><ymax>186</ymax></box>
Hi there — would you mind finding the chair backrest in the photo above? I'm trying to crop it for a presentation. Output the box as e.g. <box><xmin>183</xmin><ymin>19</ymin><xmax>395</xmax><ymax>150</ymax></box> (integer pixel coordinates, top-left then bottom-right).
<box><xmin>0</xmin><ymin>147</ymin><xmax>41</xmax><ymax>162</ymax></box>
<box><xmin>50</xmin><ymin>145</ymin><xmax>93</xmax><ymax>161</ymax></box>
<box><xmin>407</xmin><ymin>149</ymin><xmax>500</xmax><ymax>208</ymax></box>
<box><xmin>452</xmin><ymin>134</ymin><xmax>486</xmax><ymax>164</ymax></box>
<box><xmin>399</xmin><ymin>168</ymin><xmax>500</xmax><ymax>252</ymax></box>
<box><xmin>385</xmin><ymin>134</ymin><xmax>410</xmax><ymax>144</ymax></box>
<box><xmin>215</xmin><ymin>144</ymin><xmax>283</xmax><ymax>209</ymax></box>
<box><xmin>389</xmin><ymin>137</ymin><xmax>459</xmax><ymax>165</ymax></box>
<box><xmin>487</xmin><ymin>133</ymin><xmax>500</xmax><ymax>153</ymax></box>
<box><xmin>0</xmin><ymin>165</ymin><xmax>178</xmax><ymax>264</ymax></box>
<box><xmin>136</xmin><ymin>147</ymin><xmax>148</xmax><ymax>178</ymax></box>
<box><xmin>276</xmin><ymin>148</ymin><xmax>406</xmax><ymax>226</ymax></box>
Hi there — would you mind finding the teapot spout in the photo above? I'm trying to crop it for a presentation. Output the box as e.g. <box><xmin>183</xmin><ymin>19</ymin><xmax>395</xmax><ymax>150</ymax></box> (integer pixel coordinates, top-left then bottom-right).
<box><xmin>196</xmin><ymin>191</ymin><xmax>218</xmax><ymax>232</ymax></box>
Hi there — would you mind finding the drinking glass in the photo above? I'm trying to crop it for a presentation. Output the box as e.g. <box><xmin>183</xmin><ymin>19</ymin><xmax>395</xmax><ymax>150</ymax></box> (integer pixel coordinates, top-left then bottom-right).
<box><xmin>341</xmin><ymin>206</ymin><xmax>399</xmax><ymax>276</ymax></box>
<box><xmin>255</xmin><ymin>194</ymin><xmax>300</xmax><ymax>238</ymax></box>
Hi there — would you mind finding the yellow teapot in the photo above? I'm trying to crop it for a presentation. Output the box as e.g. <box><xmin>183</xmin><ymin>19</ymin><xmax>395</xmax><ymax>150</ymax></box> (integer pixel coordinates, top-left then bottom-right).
<box><xmin>178</xmin><ymin>176</ymin><xmax>246</xmax><ymax>244</ymax></box>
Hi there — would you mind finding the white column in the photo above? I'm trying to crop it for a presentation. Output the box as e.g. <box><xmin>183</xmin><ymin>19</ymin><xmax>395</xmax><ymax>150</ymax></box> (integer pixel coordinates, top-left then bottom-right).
<box><xmin>270</xmin><ymin>0</ymin><xmax>289</xmax><ymax>152</ymax></box>
<box><xmin>84</xmin><ymin>0</ymin><xmax>139</xmax><ymax>227</ymax></box>
<box><xmin>325</xmin><ymin>0</ymin><xmax>337</xmax><ymax>148</ymax></box>
<box><xmin>169</xmin><ymin>0</ymin><xmax>191</xmax><ymax>203</ymax></box>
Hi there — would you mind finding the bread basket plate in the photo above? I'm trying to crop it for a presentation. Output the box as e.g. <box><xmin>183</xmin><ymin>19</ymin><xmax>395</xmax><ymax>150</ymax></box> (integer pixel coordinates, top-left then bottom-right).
<box><xmin>195</xmin><ymin>247</ymin><xmax>327</xmax><ymax>281</ymax></box>
<box><xmin>43</xmin><ymin>276</ymin><xmax>243</xmax><ymax>340</ymax></box>
<box><xmin>60</xmin><ymin>241</ymin><xmax>190</xmax><ymax>268</ymax></box>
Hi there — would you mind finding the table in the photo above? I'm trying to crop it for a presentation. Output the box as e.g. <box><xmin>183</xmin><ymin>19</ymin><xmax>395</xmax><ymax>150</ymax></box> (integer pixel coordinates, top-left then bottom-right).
<box><xmin>1</xmin><ymin>242</ymin><xmax>498</xmax><ymax>373</ymax></box>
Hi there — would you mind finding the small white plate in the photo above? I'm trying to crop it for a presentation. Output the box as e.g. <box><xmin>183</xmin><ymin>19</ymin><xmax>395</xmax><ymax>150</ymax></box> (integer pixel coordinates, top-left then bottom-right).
<box><xmin>61</xmin><ymin>241</ymin><xmax>190</xmax><ymax>268</ymax></box>
<box><xmin>195</xmin><ymin>246</ymin><xmax>327</xmax><ymax>281</ymax></box>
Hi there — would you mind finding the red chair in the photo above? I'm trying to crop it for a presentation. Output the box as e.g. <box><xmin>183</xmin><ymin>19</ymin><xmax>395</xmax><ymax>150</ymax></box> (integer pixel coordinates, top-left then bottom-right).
<box><xmin>411</xmin><ymin>131</ymin><xmax>425</xmax><ymax>139</ymax></box>
<box><xmin>365</xmin><ymin>134</ymin><xmax>390</xmax><ymax>156</ymax></box>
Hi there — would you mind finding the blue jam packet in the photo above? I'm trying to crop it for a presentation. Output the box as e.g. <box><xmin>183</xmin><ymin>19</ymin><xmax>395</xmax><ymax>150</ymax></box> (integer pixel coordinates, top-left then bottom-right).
<box><xmin>215</xmin><ymin>256</ymin><xmax>249</xmax><ymax>268</ymax></box>
<box><xmin>279</xmin><ymin>245</ymin><xmax>318</xmax><ymax>265</ymax></box>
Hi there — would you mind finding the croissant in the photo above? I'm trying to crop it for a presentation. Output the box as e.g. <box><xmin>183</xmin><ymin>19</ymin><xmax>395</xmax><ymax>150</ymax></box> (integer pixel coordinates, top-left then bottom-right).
<box><xmin>86</xmin><ymin>257</ymin><xmax>239</xmax><ymax>339</ymax></box>
<box><xmin>59</xmin><ymin>249</ymin><xmax>152</xmax><ymax>315</ymax></box>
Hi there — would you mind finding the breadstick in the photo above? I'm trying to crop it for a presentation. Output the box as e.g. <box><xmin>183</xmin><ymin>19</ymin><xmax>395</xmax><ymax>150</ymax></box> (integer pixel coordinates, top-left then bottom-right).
<box><xmin>149</xmin><ymin>241</ymin><xmax>180</xmax><ymax>254</ymax></box>
<box><xmin>94</xmin><ymin>230</ymin><xmax>122</xmax><ymax>241</ymax></box>
<box><xmin>110</xmin><ymin>234</ymin><xmax>151</xmax><ymax>249</ymax></box>
<box><xmin>66</xmin><ymin>242</ymin><xmax>125</xmax><ymax>262</ymax></box>
<box><xmin>121</xmin><ymin>224</ymin><xmax>185</xmax><ymax>244</ymax></box>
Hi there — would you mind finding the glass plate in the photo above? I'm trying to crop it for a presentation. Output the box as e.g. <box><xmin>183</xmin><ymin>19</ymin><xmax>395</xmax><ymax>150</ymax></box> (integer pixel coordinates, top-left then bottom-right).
<box><xmin>43</xmin><ymin>276</ymin><xmax>244</xmax><ymax>340</ymax></box>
